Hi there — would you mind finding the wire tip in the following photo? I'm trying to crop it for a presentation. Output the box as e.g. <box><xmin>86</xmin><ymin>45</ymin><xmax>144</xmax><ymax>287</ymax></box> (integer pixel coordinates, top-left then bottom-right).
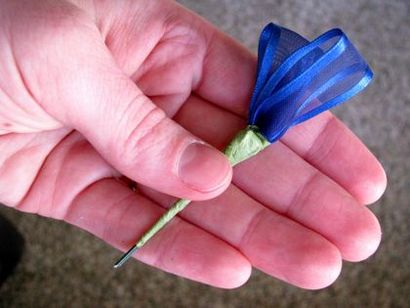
<box><xmin>113</xmin><ymin>245</ymin><xmax>140</xmax><ymax>269</ymax></box>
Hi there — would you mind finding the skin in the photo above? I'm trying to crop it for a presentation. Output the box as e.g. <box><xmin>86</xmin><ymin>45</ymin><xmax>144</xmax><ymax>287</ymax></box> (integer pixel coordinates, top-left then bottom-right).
<box><xmin>0</xmin><ymin>0</ymin><xmax>386</xmax><ymax>289</ymax></box>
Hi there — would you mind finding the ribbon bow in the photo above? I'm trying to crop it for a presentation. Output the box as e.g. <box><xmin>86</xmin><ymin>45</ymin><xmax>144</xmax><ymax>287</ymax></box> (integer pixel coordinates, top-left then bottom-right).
<box><xmin>114</xmin><ymin>23</ymin><xmax>373</xmax><ymax>268</ymax></box>
<box><xmin>249</xmin><ymin>23</ymin><xmax>372</xmax><ymax>143</ymax></box>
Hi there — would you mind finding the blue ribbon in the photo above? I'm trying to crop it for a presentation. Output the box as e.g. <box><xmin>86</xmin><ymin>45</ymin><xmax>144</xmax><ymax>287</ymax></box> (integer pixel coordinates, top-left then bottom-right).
<box><xmin>249</xmin><ymin>23</ymin><xmax>373</xmax><ymax>143</ymax></box>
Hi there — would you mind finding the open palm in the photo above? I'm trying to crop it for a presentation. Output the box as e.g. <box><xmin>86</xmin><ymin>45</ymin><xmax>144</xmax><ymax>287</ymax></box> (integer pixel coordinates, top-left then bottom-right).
<box><xmin>0</xmin><ymin>0</ymin><xmax>386</xmax><ymax>289</ymax></box>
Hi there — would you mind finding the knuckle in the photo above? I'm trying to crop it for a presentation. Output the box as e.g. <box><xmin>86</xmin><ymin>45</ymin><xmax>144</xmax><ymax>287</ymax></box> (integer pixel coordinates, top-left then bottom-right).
<box><xmin>116</xmin><ymin>96</ymin><xmax>169</xmax><ymax>166</ymax></box>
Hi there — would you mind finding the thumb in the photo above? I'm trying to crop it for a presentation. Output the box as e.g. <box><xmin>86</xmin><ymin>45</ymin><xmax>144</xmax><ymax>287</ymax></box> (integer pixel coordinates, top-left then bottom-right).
<box><xmin>79</xmin><ymin>84</ymin><xmax>233</xmax><ymax>200</ymax></box>
<box><xmin>33</xmin><ymin>26</ymin><xmax>232</xmax><ymax>200</ymax></box>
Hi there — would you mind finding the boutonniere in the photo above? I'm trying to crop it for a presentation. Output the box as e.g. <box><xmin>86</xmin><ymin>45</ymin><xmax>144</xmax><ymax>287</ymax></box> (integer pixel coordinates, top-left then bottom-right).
<box><xmin>114</xmin><ymin>23</ymin><xmax>373</xmax><ymax>268</ymax></box>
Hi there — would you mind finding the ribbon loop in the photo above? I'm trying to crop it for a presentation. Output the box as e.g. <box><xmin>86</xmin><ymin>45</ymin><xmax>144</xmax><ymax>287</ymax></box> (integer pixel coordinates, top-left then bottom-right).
<box><xmin>249</xmin><ymin>23</ymin><xmax>373</xmax><ymax>142</ymax></box>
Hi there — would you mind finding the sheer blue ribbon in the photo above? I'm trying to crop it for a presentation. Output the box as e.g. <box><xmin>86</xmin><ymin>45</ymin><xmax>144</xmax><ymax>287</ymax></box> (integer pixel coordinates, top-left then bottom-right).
<box><xmin>249</xmin><ymin>23</ymin><xmax>373</xmax><ymax>143</ymax></box>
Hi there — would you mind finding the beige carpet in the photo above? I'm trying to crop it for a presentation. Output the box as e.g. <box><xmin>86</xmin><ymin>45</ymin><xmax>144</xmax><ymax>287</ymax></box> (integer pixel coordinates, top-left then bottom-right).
<box><xmin>0</xmin><ymin>0</ymin><xmax>409</xmax><ymax>307</ymax></box>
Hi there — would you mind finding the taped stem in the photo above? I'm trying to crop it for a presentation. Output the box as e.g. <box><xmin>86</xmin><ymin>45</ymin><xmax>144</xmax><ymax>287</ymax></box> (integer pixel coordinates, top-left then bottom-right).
<box><xmin>114</xmin><ymin>126</ymin><xmax>270</xmax><ymax>268</ymax></box>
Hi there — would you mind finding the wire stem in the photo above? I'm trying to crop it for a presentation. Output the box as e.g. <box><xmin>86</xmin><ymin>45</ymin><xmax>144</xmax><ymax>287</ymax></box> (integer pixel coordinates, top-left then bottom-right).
<box><xmin>114</xmin><ymin>126</ymin><xmax>269</xmax><ymax>268</ymax></box>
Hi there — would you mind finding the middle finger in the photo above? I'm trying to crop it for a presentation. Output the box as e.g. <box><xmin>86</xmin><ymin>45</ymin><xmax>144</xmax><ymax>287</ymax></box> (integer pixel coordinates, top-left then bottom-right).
<box><xmin>174</xmin><ymin>95</ymin><xmax>381</xmax><ymax>262</ymax></box>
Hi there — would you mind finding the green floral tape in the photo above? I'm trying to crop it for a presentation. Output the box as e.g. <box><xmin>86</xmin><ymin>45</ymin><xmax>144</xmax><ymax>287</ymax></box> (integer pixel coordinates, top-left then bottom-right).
<box><xmin>114</xmin><ymin>126</ymin><xmax>270</xmax><ymax>268</ymax></box>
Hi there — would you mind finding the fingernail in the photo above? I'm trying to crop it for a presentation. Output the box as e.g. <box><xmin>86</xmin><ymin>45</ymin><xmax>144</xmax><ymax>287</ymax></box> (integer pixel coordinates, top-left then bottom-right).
<box><xmin>178</xmin><ymin>142</ymin><xmax>231</xmax><ymax>193</ymax></box>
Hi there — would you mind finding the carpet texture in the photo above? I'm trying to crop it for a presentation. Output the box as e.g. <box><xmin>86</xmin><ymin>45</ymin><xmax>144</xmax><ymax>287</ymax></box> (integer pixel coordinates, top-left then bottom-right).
<box><xmin>0</xmin><ymin>0</ymin><xmax>408</xmax><ymax>307</ymax></box>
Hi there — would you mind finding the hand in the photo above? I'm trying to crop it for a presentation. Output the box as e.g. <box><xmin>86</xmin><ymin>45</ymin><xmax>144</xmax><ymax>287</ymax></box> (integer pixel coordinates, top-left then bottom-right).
<box><xmin>0</xmin><ymin>0</ymin><xmax>386</xmax><ymax>289</ymax></box>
